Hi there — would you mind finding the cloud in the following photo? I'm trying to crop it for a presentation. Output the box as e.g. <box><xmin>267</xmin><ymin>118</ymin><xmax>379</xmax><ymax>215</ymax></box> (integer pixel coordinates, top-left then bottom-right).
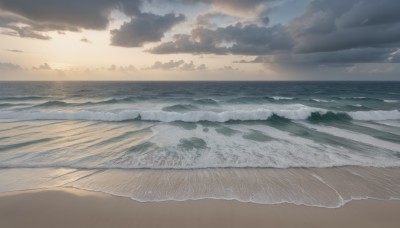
<box><xmin>146</xmin><ymin>60</ymin><xmax>207</xmax><ymax>71</ymax></box>
<box><xmin>203</xmin><ymin>0</ymin><xmax>271</xmax><ymax>11</ymax></box>
<box><xmin>111</xmin><ymin>12</ymin><xmax>185</xmax><ymax>47</ymax></box>
<box><xmin>233</xmin><ymin>56</ymin><xmax>264</xmax><ymax>63</ymax></box>
<box><xmin>0</xmin><ymin>0</ymin><xmax>117</xmax><ymax>30</ymax></box>
<box><xmin>288</xmin><ymin>0</ymin><xmax>400</xmax><ymax>53</ymax></box>
<box><xmin>196</xmin><ymin>12</ymin><xmax>237</xmax><ymax>28</ymax></box>
<box><xmin>0</xmin><ymin>0</ymin><xmax>142</xmax><ymax>39</ymax></box>
<box><xmin>80</xmin><ymin>37</ymin><xmax>92</xmax><ymax>43</ymax></box>
<box><xmin>0</xmin><ymin>20</ymin><xmax>51</xmax><ymax>40</ymax></box>
<box><xmin>108</xmin><ymin>64</ymin><xmax>117</xmax><ymax>71</ymax></box>
<box><xmin>151</xmin><ymin>0</ymin><xmax>400</xmax><ymax>56</ymax></box>
<box><xmin>147</xmin><ymin>60</ymin><xmax>184</xmax><ymax>70</ymax></box>
<box><xmin>0</xmin><ymin>62</ymin><xmax>21</xmax><ymax>70</ymax></box>
<box><xmin>167</xmin><ymin>0</ymin><xmax>274</xmax><ymax>15</ymax></box>
<box><xmin>108</xmin><ymin>64</ymin><xmax>136</xmax><ymax>73</ymax></box>
<box><xmin>260</xmin><ymin>15</ymin><xmax>270</xmax><ymax>25</ymax></box>
<box><xmin>197</xmin><ymin>64</ymin><xmax>207</xmax><ymax>71</ymax></box>
<box><xmin>0</xmin><ymin>0</ymin><xmax>274</xmax><ymax>43</ymax></box>
<box><xmin>150</xmin><ymin>0</ymin><xmax>400</xmax><ymax>71</ymax></box>
<box><xmin>5</xmin><ymin>49</ymin><xmax>23</xmax><ymax>53</ymax></box>
<box><xmin>118</xmin><ymin>65</ymin><xmax>137</xmax><ymax>73</ymax></box>
<box><xmin>240</xmin><ymin>48</ymin><xmax>400</xmax><ymax>68</ymax></box>
<box><xmin>149</xmin><ymin>23</ymin><xmax>292</xmax><ymax>55</ymax></box>
<box><xmin>33</xmin><ymin>63</ymin><xmax>52</xmax><ymax>70</ymax></box>
<box><xmin>217</xmin><ymin>65</ymin><xmax>239</xmax><ymax>71</ymax></box>
<box><xmin>367</xmin><ymin>66</ymin><xmax>395</xmax><ymax>74</ymax></box>
<box><xmin>0</xmin><ymin>0</ymin><xmax>186</xmax><ymax>45</ymax></box>
<box><xmin>1</xmin><ymin>0</ymin><xmax>400</xmax><ymax>76</ymax></box>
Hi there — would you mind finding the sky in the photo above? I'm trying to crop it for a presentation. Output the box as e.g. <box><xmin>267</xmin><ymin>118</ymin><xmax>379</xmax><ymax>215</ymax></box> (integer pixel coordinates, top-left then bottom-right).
<box><xmin>0</xmin><ymin>0</ymin><xmax>399</xmax><ymax>81</ymax></box>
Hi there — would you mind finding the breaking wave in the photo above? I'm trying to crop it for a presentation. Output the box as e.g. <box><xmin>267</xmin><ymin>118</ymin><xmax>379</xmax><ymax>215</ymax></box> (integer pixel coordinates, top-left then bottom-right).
<box><xmin>0</xmin><ymin>109</ymin><xmax>398</xmax><ymax>122</ymax></box>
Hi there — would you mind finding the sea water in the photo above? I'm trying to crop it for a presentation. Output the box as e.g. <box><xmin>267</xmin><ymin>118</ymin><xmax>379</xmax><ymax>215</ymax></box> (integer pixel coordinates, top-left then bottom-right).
<box><xmin>0</xmin><ymin>81</ymin><xmax>399</xmax><ymax>207</ymax></box>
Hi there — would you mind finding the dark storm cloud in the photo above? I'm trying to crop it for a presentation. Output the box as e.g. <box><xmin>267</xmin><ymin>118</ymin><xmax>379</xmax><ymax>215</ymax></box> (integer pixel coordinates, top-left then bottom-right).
<box><xmin>0</xmin><ymin>14</ymin><xmax>52</xmax><ymax>39</ymax></box>
<box><xmin>149</xmin><ymin>23</ymin><xmax>292</xmax><ymax>55</ymax></box>
<box><xmin>150</xmin><ymin>0</ymin><xmax>400</xmax><ymax>68</ymax></box>
<box><xmin>111</xmin><ymin>12</ymin><xmax>185</xmax><ymax>47</ymax></box>
<box><xmin>149</xmin><ymin>33</ymin><xmax>228</xmax><ymax>55</ymax></box>
<box><xmin>0</xmin><ymin>0</ymin><xmax>137</xmax><ymax>39</ymax></box>
<box><xmin>0</xmin><ymin>0</ymin><xmax>118</xmax><ymax>30</ymax></box>
<box><xmin>0</xmin><ymin>0</ymin><xmax>185</xmax><ymax>46</ymax></box>
<box><xmin>0</xmin><ymin>0</ymin><xmax>188</xmax><ymax>46</ymax></box>
<box><xmin>3</xmin><ymin>25</ymin><xmax>51</xmax><ymax>40</ymax></box>
<box><xmin>1</xmin><ymin>0</ymin><xmax>400</xmax><ymax>69</ymax></box>
<box><xmin>240</xmin><ymin>48</ymin><xmax>400</xmax><ymax>67</ymax></box>
<box><xmin>288</xmin><ymin>0</ymin><xmax>400</xmax><ymax>53</ymax></box>
<box><xmin>0</xmin><ymin>0</ymin><xmax>278</xmax><ymax>46</ymax></box>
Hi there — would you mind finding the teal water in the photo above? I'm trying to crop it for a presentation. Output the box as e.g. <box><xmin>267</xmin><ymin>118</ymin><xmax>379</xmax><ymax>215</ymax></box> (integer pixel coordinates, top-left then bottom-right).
<box><xmin>0</xmin><ymin>81</ymin><xmax>399</xmax><ymax>207</ymax></box>
<box><xmin>0</xmin><ymin>81</ymin><xmax>399</xmax><ymax>169</ymax></box>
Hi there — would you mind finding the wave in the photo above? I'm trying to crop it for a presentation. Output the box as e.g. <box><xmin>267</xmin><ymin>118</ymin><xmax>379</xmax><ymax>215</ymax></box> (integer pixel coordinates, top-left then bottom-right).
<box><xmin>34</xmin><ymin>101</ymin><xmax>72</xmax><ymax>107</ymax></box>
<box><xmin>32</xmin><ymin>99</ymin><xmax>120</xmax><ymax>107</ymax></box>
<box><xmin>310</xmin><ymin>99</ymin><xmax>336</xmax><ymax>103</ymax></box>
<box><xmin>0</xmin><ymin>103</ymin><xmax>17</xmax><ymax>108</ymax></box>
<box><xmin>0</xmin><ymin>103</ymin><xmax>31</xmax><ymax>108</ymax></box>
<box><xmin>29</xmin><ymin>97</ymin><xmax>220</xmax><ymax>108</ymax></box>
<box><xmin>0</xmin><ymin>109</ymin><xmax>399</xmax><ymax>122</ymax></box>
<box><xmin>162</xmin><ymin>104</ymin><xmax>198</xmax><ymax>112</ymax></box>
<box><xmin>194</xmin><ymin>98</ymin><xmax>219</xmax><ymax>105</ymax></box>
<box><xmin>339</xmin><ymin>104</ymin><xmax>371</xmax><ymax>111</ymax></box>
<box><xmin>0</xmin><ymin>96</ymin><xmax>48</xmax><ymax>101</ymax></box>
<box><xmin>28</xmin><ymin>96</ymin><xmax>155</xmax><ymax>107</ymax></box>
<box><xmin>308</xmin><ymin>112</ymin><xmax>352</xmax><ymax>122</ymax></box>
<box><xmin>348</xmin><ymin>110</ymin><xmax>400</xmax><ymax>121</ymax></box>
<box><xmin>82</xmin><ymin>97</ymin><xmax>151</xmax><ymax>105</ymax></box>
<box><xmin>271</xmin><ymin>96</ymin><xmax>294</xmax><ymax>100</ymax></box>
<box><xmin>333</xmin><ymin>97</ymin><xmax>389</xmax><ymax>102</ymax></box>
<box><xmin>227</xmin><ymin>96</ymin><xmax>295</xmax><ymax>103</ymax></box>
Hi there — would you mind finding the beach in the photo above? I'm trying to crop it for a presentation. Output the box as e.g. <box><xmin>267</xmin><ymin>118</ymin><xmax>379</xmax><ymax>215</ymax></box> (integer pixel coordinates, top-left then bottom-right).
<box><xmin>1</xmin><ymin>188</ymin><xmax>400</xmax><ymax>228</ymax></box>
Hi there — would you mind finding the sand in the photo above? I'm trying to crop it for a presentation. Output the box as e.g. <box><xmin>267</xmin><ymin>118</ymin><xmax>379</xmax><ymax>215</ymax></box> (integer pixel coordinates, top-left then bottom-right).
<box><xmin>1</xmin><ymin>188</ymin><xmax>400</xmax><ymax>228</ymax></box>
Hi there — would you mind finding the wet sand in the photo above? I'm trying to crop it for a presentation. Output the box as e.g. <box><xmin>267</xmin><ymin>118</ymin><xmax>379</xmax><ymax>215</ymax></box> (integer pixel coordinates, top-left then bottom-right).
<box><xmin>1</xmin><ymin>188</ymin><xmax>400</xmax><ymax>228</ymax></box>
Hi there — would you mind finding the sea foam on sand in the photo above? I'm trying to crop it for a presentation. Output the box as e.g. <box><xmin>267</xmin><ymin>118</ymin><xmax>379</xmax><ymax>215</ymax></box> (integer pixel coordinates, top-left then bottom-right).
<box><xmin>1</xmin><ymin>167</ymin><xmax>400</xmax><ymax>208</ymax></box>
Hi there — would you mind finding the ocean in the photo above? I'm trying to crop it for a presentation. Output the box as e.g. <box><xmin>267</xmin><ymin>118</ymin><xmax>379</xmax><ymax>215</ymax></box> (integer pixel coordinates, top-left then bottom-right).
<box><xmin>0</xmin><ymin>81</ymin><xmax>399</xmax><ymax>207</ymax></box>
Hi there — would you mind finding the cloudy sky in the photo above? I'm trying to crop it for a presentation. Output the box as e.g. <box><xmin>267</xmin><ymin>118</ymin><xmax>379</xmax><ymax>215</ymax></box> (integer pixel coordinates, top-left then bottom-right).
<box><xmin>0</xmin><ymin>0</ymin><xmax>399</xmax><ymax>80</ymax></box>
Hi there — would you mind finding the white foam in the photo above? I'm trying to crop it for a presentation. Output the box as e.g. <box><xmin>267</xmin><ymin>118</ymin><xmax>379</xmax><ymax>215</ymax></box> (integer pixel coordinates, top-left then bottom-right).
<box><xmin>348</xmin><ymin>110</ymin><xmax>400</xmax><ymax>121</ymax></box>
<box><xmin>0</xmin><ymin>109</ymin><xmax>399</xmax><ymax>122</ymax></box>
<box><xmin>299</xmin><ymin>122</ymin><xmax>400</xmax><ymax>152</ymax></box>
<box><xmin>377</xmin><ymin>120</ymin><xmax>400</xmax><ymax>128</ymax></box>
<box><xmin>272</xmin><ymin>96</ymin><xmax>294</xmax><ymax>100</ymax></box>
<box><xmin>142</xmin><ymin>123</ymin><xmax>400</xmax><ymax>169</ymax></box>
<box><xmin>384</xmin><ymin>100</ymin><xmax>398</xmax><ymax>103</ymax></box>
<box><xmin>311</xmin><ymin>99</ymin><xmax>336</xmax><ymax>103</ymax></box>
<box><xmin>0</xmin><ymin>107</ymin><xmax>323</xmax><ymax>122</ymax></box>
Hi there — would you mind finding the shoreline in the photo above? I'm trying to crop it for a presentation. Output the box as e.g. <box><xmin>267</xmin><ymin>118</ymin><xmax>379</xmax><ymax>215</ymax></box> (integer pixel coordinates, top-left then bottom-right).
<box><xmin>2</xmin><ymin>167</ymin><xmax>400</xmax><ymax>208</ymax></box>
<box><xmin>2</xmin><ymin>188</ymin><xmax>400</xmax><ymax>228</ymax></box>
